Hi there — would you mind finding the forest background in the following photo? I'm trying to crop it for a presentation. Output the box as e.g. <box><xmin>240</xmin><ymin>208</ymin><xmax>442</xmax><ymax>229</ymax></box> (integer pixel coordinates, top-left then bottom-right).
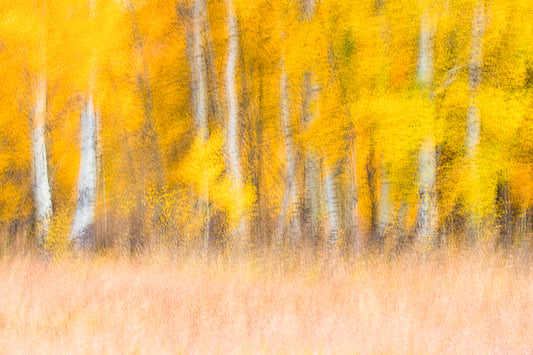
<box><xmin>0</xmin><ymin>0</ymin><xmax>532</xmax><ymax>257</ymax></box>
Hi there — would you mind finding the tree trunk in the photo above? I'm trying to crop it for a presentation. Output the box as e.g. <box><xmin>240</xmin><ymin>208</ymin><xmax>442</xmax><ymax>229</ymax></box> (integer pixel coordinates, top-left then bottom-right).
<box><xmin>378</xmin><ymin>165</ymin><xmax>392</xmax><ymax>240</ymax></box>
<box><xmin>302</xmin><ymin>72</ymin><xmax>321</xmax><ymax>242</ymax></box>
<box><xmin>376</xmin><ymin>0</ymin><xmax>392</xmax><ymax>245</ymax></box>
<box><xmin>192</xmin><ymin>0</ymin><xmax>210</xmax><ymax>253</ymax></box>
<box><xmin>325</xmin><ymin>164</ymin><xmax>341</xmax><ymax>247</ymax></box>
<box><xmin>129</xmin><ymin>4</ymin><xmax>165</xmax><ymax>191</ymax></box>
<box><xmin>71</xmin><ymin>93</ymin><xmax>97</xmax><ymax>250</ymax></box>
<box><xmin>347</xmin><ymin>130</ymin><xmax>360</xmax><ymax>253</ymax></box>
<box><xmin>31</xmin><ymin>72</ymin><xmax>53</xmax><ymax>246</ymax></box>
<box><xmin>415</xmin><ymin>6</ymin><xmax>438</xmax><ymax>249</ymax></box>
<box><xmin>70</xmin><ymin>0</ymin><xmax>99</xmax><ymax>251</ymax></box>
<box><xmin>193</xmin><ymin>0</ymin><xmax>209</xmax><ymax>141</ymax></box>
<box><xmin>225</xmin><ymin>0</ymin><xmax>248</xmax><ymax>250</ymax></box>
<box><xmin>276</xmin><ymin>54</ymin><xmax>302</xmax><ymax>245</ymax></box>
<box><xmin>465</xmin><ymin>1</ymin><xmax>486</xmax><ymax>241</ymax></box>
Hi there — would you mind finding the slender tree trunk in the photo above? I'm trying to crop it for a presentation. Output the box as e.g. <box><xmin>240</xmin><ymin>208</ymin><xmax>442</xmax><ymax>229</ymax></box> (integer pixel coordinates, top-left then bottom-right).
<box><xmin>378</xmin><ymin>165</ymin><xmax>392</xmax><ymax>239</ymax></box>
<box><xmin>32</xmin><ymin>72</ymin><xmax>53</xmax><ymax>246</ymax></box>
<box><xmin>71</xmin><ymin>93</ymin><xmax>97</xmax><ymax>250</ymax></box>
<box><xmin>192</xmin><ymin>0</ymin><xmax>210</xmax><ymax>253</ymax></box>
<box><xmin>71</xmin><ymin>1</ymin><xmax>98</xmax><ymax>252</ymax></box>
<box><xmin>204</xmin><ymin>16</ymin><xmax>223</xmax><ymax>124</ymax></box>
<box><xmin>347</xmin><ymin>130</ymin><xmax>360</xmax><ymax>252</ymax></box>
<box><xmin>193</xmin><ymin>0</ymin><xmax>209</xmax><ymax>141</ymax></box>
<box><xmin>124</xmin><ymin>4</ymin><xmax>166</xmax><ymax>249</ymax></box>
<box><xmin>129</xmin><ymin>5</ymin><xmax>165</xmax><ymax>191</ymax></box>
<box><xmin>376</xmin><ymin>0</ymin><xmax>392</xmax><ymax>244</ymax></box>
<box><xmin>225</xmin><ymin>0</ymin><xmax>248</xmax><ymax>250</ymax></box>
<box><xmin>302</xmin><ymin>72</ymin><xmax>321</xmax><ymax>242</ymax></box>
<box><xmin>465</xmin><ymin>1</ymin><xmax>486</xmax><ymax>241</ymax></box>
<box><xmin>300</xmin><ymin>0</ymin><xmax>317</xmax><ymax>21</ymax></box>
<box><xmin>276</xmin><ymin>54</ymin><xmax>302</xmax><ymax>245</ymax></box>
<box><xmin>325</xmin><ymin>164</ymin><xmax>341</xmax><ymax>247</ymax></box>
<box><xmin>415</xmin><ymin>6</ymin><xmax>438</xmax><ymax>249</ymax></box>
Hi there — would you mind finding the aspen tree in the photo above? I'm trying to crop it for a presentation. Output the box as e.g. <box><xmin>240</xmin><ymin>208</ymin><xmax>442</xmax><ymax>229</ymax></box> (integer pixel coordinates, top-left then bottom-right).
<box><xmin>225</xmin><ymin>0</ymin><xmax>248</xmax><ymax>250</ymax></box>
<box><xmin>465</xmin><ymin>0</ymin><xmax>486</xmax><ymax>241</ymax></box>
<box><xmin>32</xmin><ymin>59</ymin><xmax>53</xmax><ymax>246</ymax></box>
<box><xmin>415</xmin><ymin>2</ymin><xmax>438</xmax><ymax>249</ymax></box>
<box><xmin>71</xmin><ymin>0</ymin><xmax>99</xmax><ymax>251</ymax></box>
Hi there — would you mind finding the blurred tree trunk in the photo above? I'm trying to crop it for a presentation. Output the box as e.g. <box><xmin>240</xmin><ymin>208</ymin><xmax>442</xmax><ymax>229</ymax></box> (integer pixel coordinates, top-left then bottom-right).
<box><xmin>71</xmin><ymin>0</ymin><xmax>98</xmax><ymax>251</ymax></box>
<box><xmin>129</xmin><ymin>4</ymin><xmax>165</xmax><ymax>192</ymax></box>
<box><xmin>347</xmin><ymin>129</ymin><xmax>360</xmax><ymax>253</ymax></box>
<box><xmin>225</xmin><ymin>0</ymin><xmax>248</xmax><ymax>250</ymax></box>
<box><xmin>277</xmin><ymin>53</ymin><xmax>302</xmax><ymax>245</ymax></box>
<box><xmin>300</xmin><ymin>0</ymin><xmax>322</xmax><ymax>245</ymax></box>
<box><xmin>376</xmin><ymin>0</ymin><xmax>392</xmax><ymax>245</ymax></box>
<box><xmin>325</xmin><ymin>164</ymin><xmax>341</xmax><ymax>248</ymax></box>
<box><xmin>415</xmin><ymin>5</ymin><xmax>438</xmax><ymax>250</ymax></box>
<box><xmin>192</xmin><ymin>0</ymin><xmax>210</xmax><ymax>253</ymax></box>
<box><xmin>302</xmin><ymin>72</ymin><xmax>322</xmax><ymax>245</ymax></box>
<box><xmin>465</xmin><ymin>1</ymin><xmax>486</xmax><ymax>241</ymax></box>
<box><xmin>31</xmin><ymin>71</ymin><xmax>52</xmax><ymax>246</ymax></box>
<box><xmin>71</xmin><ymin>93</ymin><xmax>97</xmax><ymax>250</ymax></box>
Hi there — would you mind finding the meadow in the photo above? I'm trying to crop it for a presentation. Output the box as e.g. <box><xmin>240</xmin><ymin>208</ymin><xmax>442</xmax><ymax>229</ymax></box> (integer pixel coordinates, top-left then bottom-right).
<box><xmin>1</xmin><ymin>249</ymin><xmax>532</xmax><ymax>354</ymax></box>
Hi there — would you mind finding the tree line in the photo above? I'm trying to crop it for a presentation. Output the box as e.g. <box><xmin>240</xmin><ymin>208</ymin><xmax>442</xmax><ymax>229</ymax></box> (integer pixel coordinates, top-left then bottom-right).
<box><xmin>0</xmin><ymin>0</ymin><xmax>531</xmax><ymax>256</ymax></box>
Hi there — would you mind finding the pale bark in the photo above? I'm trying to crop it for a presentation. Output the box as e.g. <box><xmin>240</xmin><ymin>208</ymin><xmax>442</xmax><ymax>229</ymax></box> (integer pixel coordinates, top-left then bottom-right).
<box><xmin>204</xmin><ymin>16</ymin><xmax>223</xmax><ymax>123</ymax></box>
<box><xmin>347</xmin><ymin>131</ymin><xmax>360</xmax><ymax>252</ymax></box>
<box><xmin>415</xmin><ymin>6</ymin><xmax>438</xmax><ymax>248</ymax></box>
<box><xmin>276</xmin><ymin>54</ymin><xmax>302</xmax><ymax>244</ymax></box>
<box><xmin>225</xmin><ymin>0</ymin><xmax>248</xmax><ymax>248</ymax></box>
<box><xmin>192</xmin><ymin>0</ymin><xmax>210</xmax><ymax>252</ymax></box>
<box><xmin>376</xmin><ymin>0</ymin><xmax>392</xmax><ymax>243</ymax></box>
<box><xmin>465</xmin><ymin>1</ymin><xmax>485</xmax><ymax>156</ymax></box>
<box><xmin>325</xmin><ymin>165</ymin><xmax>341</xmax><ymax>247</ymax></box>
<box><xmin>31</xmin><ymin>73</ymin><xmax>53</xmax><ymax>245</ymax></box>
<box><xmin>417</xmin><ymin>8</ymin><xmax>434</xmax><ymax>89</ymax></box>
<box><xmin>71</xmin><ymin>1</ymin><xmax>99</xmax><ymax>251</ymax></box>
<box><xmin>299</xmin><ymin>0</ymin><xmax>329</xmax><ymax>245</ymax></box>
<box><xmin>129</xmin><ymin>4</ymin><xmax>165</xmax><ymax>190</ymax></box>
<box><xmin>300</xmin><ymin>0</ymin><xmax>317</xmax><ymax>21</ymax></box>
<box><xmin>465</xmin><ymin>1</ymin><xmax>486</xmax><ymax>240</ymax></box>
<box><xmin>417</xmin><ymin>135</ymin><xmax>438</xmax><ymax>245</ymax></box>
<box><xmin>193</xmin><ymin>0</ymin><xmax>209</xmax><ymax>141</ymax></box>
<box><xmin>71</xmin><ymin>94</ymin><xmax>97</xmax><ymax>250</ymax></box>
<box><xmin>302</xmin><ymin>72</ymin><xmax>321</xmax><ymax>238</ymax></box>
<box><xmin>378</xmin><ymin>165</ymin><xmax>392</xmax><ymax>239</ymax></box>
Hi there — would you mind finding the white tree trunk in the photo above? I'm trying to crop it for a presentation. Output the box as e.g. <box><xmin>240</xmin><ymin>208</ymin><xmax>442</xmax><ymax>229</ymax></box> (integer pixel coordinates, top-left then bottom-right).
<box><xmin>417</xmin><ymin>8</ymin><xmax>434</xmax><ymax>89</ymax></box>
<box><xmin>347</xmin><ymin>132</ymin><xmax>360</xmax><ymax>252</ymax></box>
<box><xmin>302</xmin><ymin>72</ymin><xmax>321</xmax><ymax>238</ymax></box>
<box><xmin>276</xmin><ymin>55</ymin><xmax>302</xmax><ymax>244</ymax></box>
<box><xmin>466</xmin><ymin>1</ymin><xmax>485</xmax><ymax>155</ymax></box>
<box><xmin>465</xmin><ymin>1</ymin><xmax>486</xmax><ymax>240</ymax></box>
<box><xmin>193</xmin><ymin>0</ymin><xmax>209</xmax><ymax>140</ymax></box>
<box><xmin>301</xmin><ymin>0</ymin><xmax>317</xmax><ymax>21</ymax></box>
<box><xmin>378</xmin><ymin>165</ymin><xmax>392</xmax><ymax>239</ymax></box>
<box><xmin>70</xmin><ymin>0</ymin><xmax>99</xmax><ymax>251</ymax></box>
<box><xmin>377</xmin><ymin>0</ymin><xmax>392</xmax><ymax>244</ymax></box>
<box><xmin>325</xmin><ymin>165</ymin><xmax>341</xmax><ymax>247</ymax></box>
<box><xmin>299</xmin><ymin>0</ymin><xmax>326</xmax><ymax>244</ymax></box>
<box><xmin>192</xmin><ymin>0</ymin><xmax>210</xmax><ymax>252</ymax></box>
<box><xmin>71</xmin><ymin>94</ymin><xmax>97</xmax><ymax>250</ymax></box>
<box><xmin>225</xmin><ymin>0</ymin><xmax>248</xmax><ymax>248</ymax></box>
<box><xmin>32</xmin><ymin>73</ymin><xmax>53</xmax><ymax>245</ymax></box>
<box><xmin>416</xmin><ymin>7</ymin><xmax>438</xmax><ymax>248</ymax></box>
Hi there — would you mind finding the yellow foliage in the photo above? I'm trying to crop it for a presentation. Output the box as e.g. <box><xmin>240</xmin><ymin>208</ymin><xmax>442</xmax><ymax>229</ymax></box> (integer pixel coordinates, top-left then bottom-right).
<box><xmin>0</xmin><ymin>0</ymin><xmax>531</xmax><ymax>250</ymax></box>
<box><xmin>177</xmin><ymin>132</ymin><xmax>225</xmax><ymax>198</ymax></box>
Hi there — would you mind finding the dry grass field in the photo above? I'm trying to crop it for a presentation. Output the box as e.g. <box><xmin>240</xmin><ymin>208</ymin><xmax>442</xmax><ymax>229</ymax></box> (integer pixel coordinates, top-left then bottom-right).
<box><xmin>0</xmin><ymin>250</ymin><xmax>532</xmax><ymax>354</ymax></box>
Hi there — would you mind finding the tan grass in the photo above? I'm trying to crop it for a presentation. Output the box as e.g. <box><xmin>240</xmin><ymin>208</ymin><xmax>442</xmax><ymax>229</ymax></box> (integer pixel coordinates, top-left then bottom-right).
<box><xmin>0</xmin><ymin>250</ymin><xmax>532</xmax><ymax>354</ymax></box>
